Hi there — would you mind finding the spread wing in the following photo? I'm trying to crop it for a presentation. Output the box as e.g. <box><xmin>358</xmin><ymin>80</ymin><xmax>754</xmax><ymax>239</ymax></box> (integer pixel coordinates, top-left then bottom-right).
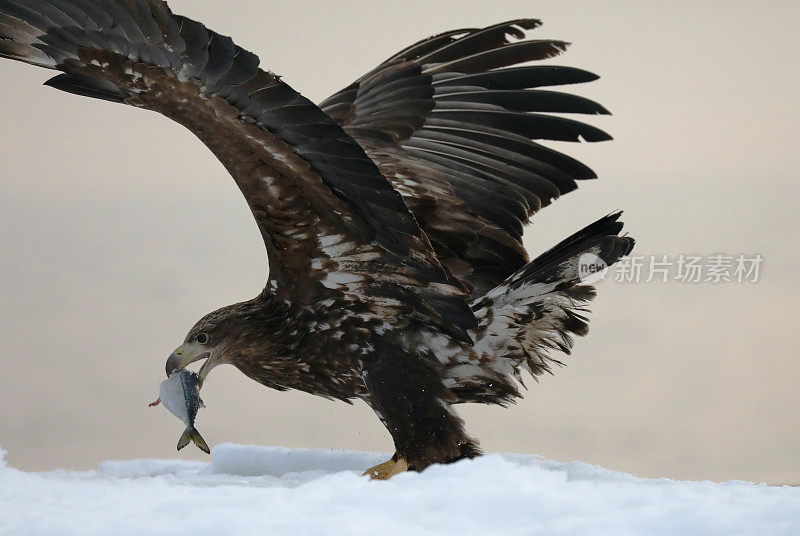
<box><xmin>0</xmin><ymin>0</ymin><xmax>475</xmax><ymax>341</ymax></box>
<box><xmin>320</xmin><ymin>19</ymin><xmax>611</xmax><ymax>297</ymax></box>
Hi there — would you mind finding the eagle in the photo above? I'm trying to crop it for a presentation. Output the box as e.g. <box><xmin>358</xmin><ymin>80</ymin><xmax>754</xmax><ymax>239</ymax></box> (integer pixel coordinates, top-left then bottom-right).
<box><xmin>0</xmin><ymin>1</ymin><xmax>634</xmax><ymax>478</ymax></box>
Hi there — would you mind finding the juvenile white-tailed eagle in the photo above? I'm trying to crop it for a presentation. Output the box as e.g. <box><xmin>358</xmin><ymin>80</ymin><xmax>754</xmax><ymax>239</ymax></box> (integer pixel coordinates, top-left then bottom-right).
<box><xmin>0</xmin><ymin>1</ymin><xmax>634</xmax><ymax>478</ymax></box>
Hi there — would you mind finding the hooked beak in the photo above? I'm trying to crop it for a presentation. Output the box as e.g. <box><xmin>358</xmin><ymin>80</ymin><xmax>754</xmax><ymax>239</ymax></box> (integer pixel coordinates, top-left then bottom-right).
<box><xmin>165</xmin><ymin>342</ymin><xmax>211</xmax><ymax>378</ymax></box>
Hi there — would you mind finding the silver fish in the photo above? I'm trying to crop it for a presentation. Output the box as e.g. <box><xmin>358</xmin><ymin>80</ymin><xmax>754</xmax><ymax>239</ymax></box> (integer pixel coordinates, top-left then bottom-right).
<box><xmin>151</xmin><ymin>370</ymin><xmax>210</xmax><ymax>454</ymax></box>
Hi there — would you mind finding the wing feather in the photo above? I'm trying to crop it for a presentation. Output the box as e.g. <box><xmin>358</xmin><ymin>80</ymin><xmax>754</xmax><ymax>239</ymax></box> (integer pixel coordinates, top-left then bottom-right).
<box><xmin>320</xmin><ymin>19</ymin><xmax>611</xmax><ymax>297</ymax></box>
<box><xmin>0</xmin><ymin>0</ymin><xmax>477</xmax><ymax>341</ymax></box>
<box><xmin>422</xmin><ymin>40</ymin><xmax>570</xmax><ymax>75</ymax></box>
<box><xmin>431</xmin><ymin>65</ymin><xmax>600</xmax><ymax>89</ymax></box>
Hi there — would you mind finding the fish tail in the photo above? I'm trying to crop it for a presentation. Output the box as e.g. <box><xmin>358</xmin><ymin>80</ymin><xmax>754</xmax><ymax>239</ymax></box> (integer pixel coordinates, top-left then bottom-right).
<box><xmin>191</xmin><ymin>427</ymin><xmax>211</xmax><ymax>454</ymax></box>
<box><xmin>178</xmin><ymin>426</ymin><xmax>211</xmax><ymax>454</ymax></box>
<box><xmin>177</xmin><ymin>427</ymin><xmax>210</xmax><ymax>454</ymax></box>
<box><xmin>177</xmin><ymin>428</ymin><xmax>192</xmax><ymax>451</ymax></box>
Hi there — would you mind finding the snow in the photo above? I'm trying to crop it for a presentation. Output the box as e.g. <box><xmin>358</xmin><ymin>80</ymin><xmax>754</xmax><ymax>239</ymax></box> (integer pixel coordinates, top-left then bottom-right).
<box><xmin>1</xmin><ymin>444</ymin><xmax>798</xmax><ymax>536</ymax></box>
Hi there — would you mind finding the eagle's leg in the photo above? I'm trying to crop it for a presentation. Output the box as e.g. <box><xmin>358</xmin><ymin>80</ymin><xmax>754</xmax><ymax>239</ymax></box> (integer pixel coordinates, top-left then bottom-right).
<box><xmin>362</xmin><ymin>453</ymin><xmax>409</xmax><ymax>480</ymax></box>
<box><xmin>362</xmin><ymin>344</ymin><xmax>481</xmax><ymax>477</ymax></box>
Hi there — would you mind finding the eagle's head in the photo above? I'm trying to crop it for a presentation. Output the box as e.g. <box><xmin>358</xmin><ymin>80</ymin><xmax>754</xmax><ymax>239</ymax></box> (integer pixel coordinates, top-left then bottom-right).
<box><xmin>164</xmin><ymin>292</ymin><xmax>289</xmax><ymax>385</ymax></box>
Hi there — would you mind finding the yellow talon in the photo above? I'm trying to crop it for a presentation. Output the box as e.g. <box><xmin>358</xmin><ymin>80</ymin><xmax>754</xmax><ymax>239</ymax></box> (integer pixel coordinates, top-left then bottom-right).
<box><xmin>363</xmin><ymin>457</ymin><xmax>409</xmax><ymax>480</ymax></box>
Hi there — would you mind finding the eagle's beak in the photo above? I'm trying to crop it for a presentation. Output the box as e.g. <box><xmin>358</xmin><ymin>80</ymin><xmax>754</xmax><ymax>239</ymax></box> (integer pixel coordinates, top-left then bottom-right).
<box><xmin>165</xmin><ymin>342</ymin><xmax>210</xmax><ymax>377</ymax></box>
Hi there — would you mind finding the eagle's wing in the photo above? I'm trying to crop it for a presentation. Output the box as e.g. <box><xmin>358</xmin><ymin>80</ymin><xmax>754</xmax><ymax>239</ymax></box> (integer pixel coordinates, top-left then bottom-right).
<box><xmin>320</xmin><ymin>20</ymin><xmax>611</xmax><ymax>297</ymax></box>
<box><xmin>0</xmin><ymin>0</ymin><xmax>475</xmax><ymax>341</ymax></box>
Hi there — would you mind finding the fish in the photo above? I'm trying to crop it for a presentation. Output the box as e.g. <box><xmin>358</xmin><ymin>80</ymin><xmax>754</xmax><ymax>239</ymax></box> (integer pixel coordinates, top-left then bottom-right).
<box><xmin>150</xmin><ymin>370</ymin><xmax>210</xmax><ymax>454</ymax></box>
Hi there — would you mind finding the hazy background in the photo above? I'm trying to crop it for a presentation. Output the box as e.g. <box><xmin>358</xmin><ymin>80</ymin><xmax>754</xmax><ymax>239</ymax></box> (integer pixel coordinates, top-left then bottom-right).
<box><xmin>1</xmin><ymin>0</ymin><xmax>798</xmax><ymax>483</ymax></box>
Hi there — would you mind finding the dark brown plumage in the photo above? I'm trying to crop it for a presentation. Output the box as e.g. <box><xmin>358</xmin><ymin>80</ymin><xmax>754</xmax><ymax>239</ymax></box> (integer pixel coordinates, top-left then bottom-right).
<box><xmin>0</xmin><ymin>1</ymin><xmax>634</xmax><ymax>475</ymax></box>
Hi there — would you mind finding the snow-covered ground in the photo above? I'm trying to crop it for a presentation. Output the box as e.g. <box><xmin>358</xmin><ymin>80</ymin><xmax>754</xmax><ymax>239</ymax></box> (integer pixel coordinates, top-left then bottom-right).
<box><xmin>1</xmin><ymin>444</ymin><xmax>798</xmax><ymax>536</ymax></box>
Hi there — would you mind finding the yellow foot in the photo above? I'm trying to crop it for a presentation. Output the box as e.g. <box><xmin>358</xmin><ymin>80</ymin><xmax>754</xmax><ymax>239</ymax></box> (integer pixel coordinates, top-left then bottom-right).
<box><xmin>362</xmin><ymin>457</ymin><xmax>409</xmax><ymax>480</ymax></box>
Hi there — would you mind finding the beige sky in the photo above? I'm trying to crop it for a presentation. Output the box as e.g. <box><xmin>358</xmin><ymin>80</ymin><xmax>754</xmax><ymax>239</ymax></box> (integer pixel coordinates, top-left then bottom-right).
<box><xmin>1</xmin><ymin>0</ymin><xmax>799</xmax><ymax>483</ymax></box>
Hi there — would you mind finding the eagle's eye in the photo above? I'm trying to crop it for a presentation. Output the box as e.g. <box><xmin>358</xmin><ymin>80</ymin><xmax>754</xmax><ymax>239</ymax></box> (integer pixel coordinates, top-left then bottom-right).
<box><xmin>196</xmin><ymin>333</ymin><xmax>209</xmax><ymax>345</ymax></box>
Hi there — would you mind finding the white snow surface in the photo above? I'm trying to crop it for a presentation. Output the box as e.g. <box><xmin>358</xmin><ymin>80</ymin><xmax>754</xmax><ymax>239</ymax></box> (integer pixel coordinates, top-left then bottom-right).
<box><xmin>1</xmin><ymin>443</ymin><xmax>798</xmax><ymax>536</ymax></box>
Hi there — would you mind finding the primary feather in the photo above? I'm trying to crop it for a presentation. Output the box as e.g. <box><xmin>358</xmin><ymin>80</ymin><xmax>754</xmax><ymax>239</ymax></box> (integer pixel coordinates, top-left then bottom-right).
<box><xmin>321</xmin><ymin>18</ymin><xmax>614</xmax><ymax>296</ymax></box>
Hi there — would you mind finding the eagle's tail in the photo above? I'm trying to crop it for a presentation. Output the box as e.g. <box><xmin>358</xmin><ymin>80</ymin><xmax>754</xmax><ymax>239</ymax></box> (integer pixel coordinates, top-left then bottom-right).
<box><xmin>463</xmin><ymin>213</ymin><xmax>634</xmax><ymax>402</ymax></box>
